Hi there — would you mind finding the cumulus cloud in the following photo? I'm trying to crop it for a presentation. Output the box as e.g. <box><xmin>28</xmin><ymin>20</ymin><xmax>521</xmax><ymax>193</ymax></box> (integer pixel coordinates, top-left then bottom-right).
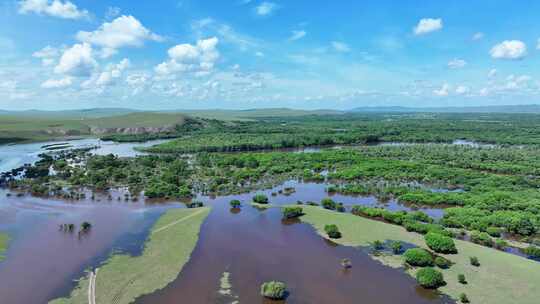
<box><xmin>433</xmin><ymin>83</ymin><xmax>450</xmax><ymax>96</ymax></box>
<box><xmin>289</xmin><ymin>30</ymin><xmax>306</xmax><ymax>41</ymax></box>
<box><xmin>32</xmin><ymin>45</ymin><xmax>60</xmax><ymax>66</ymax></box>
<box><xmin>490</xmin><ymin>40</ymin><xmax>527</xmax><ymax>60</ymax></box>
<box><xmin>332</xmin><ymin>41</ymin><xmax>351</xmax><ymax>52</ymax></box>
<box><xmin>41</xmin><ymin>77</ymin><xmax>72</xmax><ymax>88</ymax></box>
<box><xmin>95</xmin><ymin>58</ymin><xmax>130</xmax><ymax>86</ymax></box>
<box><xmin>18</xmin><ymin>0</ymin><xmax>88</xmax><ymax>19</ymax></box>
<box><xmin>54</xmin><ymin>43</ymin><xmax>97</xmax><ymax>77</ymax></box>
<box><xmin>256</xmin><ymin>2</ymin><xmax>278</xmax><ymax>16</ymax></box>
<box><xmin>413</xmin><ymin>18</ymin><xmax>443</xmax><ymax>35</ymax></box>
<box><xmin>447</xmin><ymin>58</ymin><xmax>467</xmax><ymax>69</ymax></box>
<box><xmin>76</xmin><ymin>15</ymin><xmax>162</xmax><ymax>58</ymax></box>
<box><xmin>455</xmin><ymin>85</ymin><xmax>469</xmax><ymax>95</ymax></box>
<box><xmin>155</xmin><ymin>37</ymin><xmax>220</xmax><ymax>75</ymax></box>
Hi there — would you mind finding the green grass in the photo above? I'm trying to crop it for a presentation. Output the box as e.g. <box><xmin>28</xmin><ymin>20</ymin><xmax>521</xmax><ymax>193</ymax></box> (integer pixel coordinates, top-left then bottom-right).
<box><xmin>49</xmin><ymin>207</ymin><xmax>210</xmax><ymax>304</ymax></box>
<box><xmin>0</xmin><ymin>233</ymin><xmax>9</xmax><ymax>261</ymax></box>
<box><xmin>0</xmin><ymin>112</ymin><xmax>189</xmax><ymax>143</ymax></box>
<box><xmin>300</xmin><ymin>206</ymin><xmax>540</xmax><ymax>304</ymax></box>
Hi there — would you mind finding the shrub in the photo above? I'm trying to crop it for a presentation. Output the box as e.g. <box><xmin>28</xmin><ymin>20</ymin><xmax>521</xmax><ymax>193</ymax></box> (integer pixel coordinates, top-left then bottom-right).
<box><xmin>486</xmin><ymin>226</ymin><xmax>502</xmax><ymax>237</ymax></box>
<box><xmin>324</xmin><ymin>224</ymin><xmax>342</xmax><ymax>239</ymax></box>
<box><xmin>434</xmin><ymin>256</ymin><xmax>451</xmax><ymax>269</ymax></box>
<box><xmin>336</xmin><ymin>203</ymin><xmax>346</xmax><ymax>212</ymax></box>
<box><xmin>458</xmin><ymin>274</ymin><xmax>467</xmax><ymax>284</ymax></box>
<box><xmin>391</xmin><ymin>241</ymin><xmax>403</xmax><ymax>254</ymax></box>
<box><xmin>416</xmin><ymin>267</ymin><xmax>445</xmax><ymax>289</ymax></box>
<box><xmin>459</xmin><ymin>293</ymin><xmax>470</xmax><ymax>303</ymax></box>
<box><xmin>253</xmin><ymin>194</ymin><xmax>269</xmax><ymax>204</ymax></box>
<box><xmin>404</xmin><ymin>248</ymin><xmax>433</xmax><ymax>267</ymax></box>
<box><xmin>260</xmin><ymin>281</ymin><xmax>287</xmax><ymax>300</ymax></box>
<box><xmin>186</xmin><ymin>201</ymin><xmax>204</xmax><ymax>208</ymax></box>
<box><xmin>523</xmin><ymin>245</ymin><xmax>540</xmax><ymax>258</ymax></box>
<box><xmin>321</xmin><ymin>198</ymin><xmax>337</xmax><ymax>210</ymax></box>
<box><xmin>494</xmin><ymin>238</ymin><xmax>508</xmax><ymax>250</ymax></box>
<box><xmin>470</xmin><ymin>231</ymin><xmax>493</xmax><ymax>247</ymax></box>
<box><xmin>470</xmin><ymin>256</ymin><xmax>480</xmax><ymax>267</ymax></box>
<box><xmin>282</xmin><ymin>206</ymin><xmax>304</xmax><ymax>219</ymax></box>
<box><xmin>341</xmin><ymin>258</ymin><xmax>352</xmax><ymax>269</ymax></box>
<box><xmin>425</xmin><ymin>232</ymin><xmax>457</xmax><ymax>254</ymax></box>
<box><xmin>373</xmin><ymin>240</ymin><xmax>384</xmax><ymax>250</ymax></box>
<box><xmin>229</xmin><ymin>199</ymin><xmax>241</xmax><ymax>208</ymax></box>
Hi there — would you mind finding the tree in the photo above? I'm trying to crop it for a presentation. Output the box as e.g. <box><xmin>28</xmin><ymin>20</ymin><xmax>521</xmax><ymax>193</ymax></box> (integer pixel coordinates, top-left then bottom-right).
<box><xmin>260</xmin><ymin>281</ymin><xmax>287</xmax><ymax>300</ymax></box>
<box><xmin>253</xmin><ymin>194</ymin><xmax>269</xmax><ymax>204</ymax></box>
<box><xmin>416</xmin><ymin>267</ymin><xmax>445</xmax><ymax>289</ymax></box>
<box><xmin>282</xmin><ymin>207</ymin><xmax>304</xmax><ymax>219</ymax></box>
<box><xmin>229</xmin><ymin>199</ymin><xmax>241</xmax><ymax>208</ymax></box>
<box><xmin>404</xmin><ymin>248</ymin><xmax>433</xmax><ymax>267</ymax></box>
<box><xmin>324</xmin><ymin>224</ymin><xmax>342</xmax><ymax>239</ymax></box>
<box><xmin>321</xmin><ymin>198</ymin><xmax>337</xmax><ymax>210</ymax></box>
<box><xmin>425</xmin><ymin>232</ymin><xmax>457</xmax><ymax>254</ymax></box>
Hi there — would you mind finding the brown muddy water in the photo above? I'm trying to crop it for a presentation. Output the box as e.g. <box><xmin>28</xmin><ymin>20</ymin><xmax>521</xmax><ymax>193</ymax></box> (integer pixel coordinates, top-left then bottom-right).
<box><xmin>0</xmin><ymin>181</ymin><xmax>452</xmax><ymax>304</ymax></box>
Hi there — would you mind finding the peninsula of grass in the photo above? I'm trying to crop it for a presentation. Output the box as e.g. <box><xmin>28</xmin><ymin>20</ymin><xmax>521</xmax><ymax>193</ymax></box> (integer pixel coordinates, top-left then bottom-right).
<box><xmin>49</xmin><ymin>207</ymin><xmax>210</xmax><ymax>304</ymax></box>
<box><xmin>300</xmin><ymin>206</ymin><xmax>540</xmax><ymax>304</ymax></box>
<box><xmin>0</xmin><ymin>233</ymin><xmax>9</xmax><ymax>261</ymax></box>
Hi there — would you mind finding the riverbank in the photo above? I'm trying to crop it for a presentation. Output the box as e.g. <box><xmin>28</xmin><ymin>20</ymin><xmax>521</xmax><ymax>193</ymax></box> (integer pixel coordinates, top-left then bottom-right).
<box><xmin>49</xmin><ymin>207</ymin><xmax>210</xmax><ymax>304</ymax></box>
<box><xmin>0</xmin><ymin>233</ymin><xmax>8</xmax><ymax>261</ymax></box>
<box><xmin>300</xmin><ymin>205</ymin><xmax>540</xmax><ymax>304</ymax></box>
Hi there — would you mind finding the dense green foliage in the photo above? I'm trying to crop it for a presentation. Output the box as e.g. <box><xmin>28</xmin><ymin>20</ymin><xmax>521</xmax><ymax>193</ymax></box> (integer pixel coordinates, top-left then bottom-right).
<box><xmin>416</xmin><ymin>267</ymin><xmax>445</xmax><ymax>289</ymax></box>
<box><xmin>404</xmin><ymin>248</ymin><xmax>434</xmax><ymax>267</ymax></box>
<box><xmin>470</xmin><ymin>256</ymin><xmax>480</xmax><ymax>267</ymax></box>
<box><xmin>425</xmin><ymin>232</ymin><xmax>458</xmax><ymax>254</ymax></box>
<box><xmin>252</xmin><ymin>194</ymin><xmax>269</xmax><ymax>204</ymax></box>
<box><xmin>282</xmin><ymin>207</ymin><xmax>304</xmax><ymax>219</ymax></box>
<box><xmin>434</xmin><ymin>256</ymin><xmax>451</xmax><ymax>269</ymax></box>
<box><xmin>324</xmin><ymin>224</ymin><xmax>342</xmax><ymax>239</ymax></box>
<box><xmin>260</xmin><ymin>281</ymin><xmax>287</xmax><ymax>300</ymax></box>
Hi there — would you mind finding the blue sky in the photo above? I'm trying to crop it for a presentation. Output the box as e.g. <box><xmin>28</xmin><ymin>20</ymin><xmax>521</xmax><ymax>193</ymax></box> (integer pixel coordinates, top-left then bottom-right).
<box><xmin>1</xmin><ymin>0</ymin><xmax>540</xmax><ymax>110</ymax></box>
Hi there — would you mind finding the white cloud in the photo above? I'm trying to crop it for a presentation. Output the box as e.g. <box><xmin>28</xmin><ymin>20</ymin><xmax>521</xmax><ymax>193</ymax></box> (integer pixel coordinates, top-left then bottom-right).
<box><xmin>472</xmin><ymin>32</ymin><xmax>484</xmax><ymax>41</ymax></box>
<box><xmin>105</xmin><ymin>6</ymin><xmax>121</xmax><ymax>19</ymax></box>
<box><xmin>18</xmin><ymin>0</ymin><xmax>88</xmax><ymax>19</ymax></box>
<box><xmin>155</xmin><ymin>37</ymin><xmax>219</xmax><ymax>75</ymax></box>
<box><xmin>479</xmin><ymin>87</ymin><xmax>489</xmax><ymax>96</ymax></box>
<box><xmin>32</xmin><ymin>45</ymin><xmax>60</xmax><ymax>66</ymax></box>
<box><xmin>76</xmin><ymin>15</ymin><xmax>162</xmax><ymax>58</ymax></box>
<box><xmin>488</xmin><ymin>68</ymin><xmax>497</xmax><ymax>78</ymax></box>
<box><xmin>447</xmin><ymin>58</ymin><xmax>467</xmax><ymax>69</ymax></box>
<box><xmin>433</xmin><ymin>83</ymin><xmax>450</xmax><ymax>96</ymax></box>
<box><xmin>54</xmin><ymin>43</ymin><xmax>97</xmax><ymax>77</ymax></box>
<box><xmin>413</xmin><ymin>18</ymin><xmax>443</xmax><ymax>36</ymax></box>
<box><xmin>255</xmin><ymin>51</ymin><xmax>265</xmax><ymax>57</ymax></box>
<box><xmin>256</xmin><ymin>2</ymin><xmax>278</xmax><ymax>16</ymax></box>
<box><xmin>332</xmin><ymin>41</ymin><xmax>351</xmax><ymax>52</ymax></box>
<box><xmin>289</xmin><ymin>30</ymin><xmax>306</xmax><ymax>41</ymax></box>
<box><xmin>95</xmin><ymin>58</ymin><xmax>130</xmax><ymax>86</ymax></box>
<box><xmin>505</xmin><ymin>74</ymin><xmax>531</xmax><ymax>90</ymax></box>
<box><xmin>536</xmin><ymin>38</ymin><xmax>540</xmax><ymax>50</ymax></box>
<box><xmin>455</xmin><ymin>85</ymin><xmax>469</xmax><ymax>95</ymax></box>
<box><xmin>490</xmin><ymin>40</ymin><xmax>527</xmax><ymax>60</ymax></box>
<box><xmin>41</xmin><ymin>77</ymin><xmax>72</xmax><ymax>88</ymax></box>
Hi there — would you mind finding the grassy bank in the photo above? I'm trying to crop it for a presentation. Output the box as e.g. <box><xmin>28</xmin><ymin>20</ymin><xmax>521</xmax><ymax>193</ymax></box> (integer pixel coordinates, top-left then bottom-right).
<box><xmin>0</xmin><ymin>233</ymin><xmax>9</xmax><ymax>261</ymax></box>
<box><xmin>49</xmin><ymin>207</ymin><xmax>210</xmax><ymax>304</ymax></box>
<box><xmin>300</xmin><ymin>206</ymin><xmax>540</xmax><ymax>304</ymax></box>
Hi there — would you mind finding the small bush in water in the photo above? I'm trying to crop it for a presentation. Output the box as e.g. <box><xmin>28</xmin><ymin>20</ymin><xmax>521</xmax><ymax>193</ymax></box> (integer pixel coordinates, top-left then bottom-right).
<box><xmin>321</xmin><ymin>198</ymin><xmax>337</xmax><ymax>210</ymax></box>
<box><xmin>416</xmin><ymin>267</ymin><xmax>445</xmax><ymax>289</ymax></box>
<box><xmin>282</xmin><ymin>206</ymin><xmax>304</xmax><ymax>219</ymax></box>
<box><xmin>391</xmin><ymin>241</ymin><xmax>403</xmax><ymax>254</ymax></box>
<box><xmin>459</xmin><ymin>293</ymin><xmax>470</xmax><ymax>303</ymax></box>
<box><xmin>434</xmin><ymin>256</ymin><xmax>451</xmax><ymax>269</ymax></box>
<box><xmin>253</xmin><ymin>194</ymin><xmax>269</xmax><ymax>204</ymax></box>
<box><xmin>458</xmin><ymin>273</ymin><xmax>467</xmax><ymax>284</ymax></box>
<box><xmin>260</xmin><ymin>281</ymin><xmax>287</xmax><ymax>300</ymax></box>
<box><xmin>229</xmin><ymin>199</ymin><xmax>241</xmax><ymax>208</ymax></box>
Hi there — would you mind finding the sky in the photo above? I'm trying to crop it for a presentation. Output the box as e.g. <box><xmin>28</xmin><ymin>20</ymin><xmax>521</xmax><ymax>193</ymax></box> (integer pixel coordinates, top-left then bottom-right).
<box><xmin>2</xmin><ymin>0</ymin><xmax>540</xmax><ymax>110</ymax></box>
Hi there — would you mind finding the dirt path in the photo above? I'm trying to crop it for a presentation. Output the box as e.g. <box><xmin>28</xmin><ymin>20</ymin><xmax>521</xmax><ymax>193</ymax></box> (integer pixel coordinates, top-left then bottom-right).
<box><xmin>152</xmin><ymin>208</ymin><xmax>207</xmax><ymax>234</ymax></box>
<box><xmin>87</xmin><ymin>268</ymin><xmax>98</xmax><ymax>304</ymax></box>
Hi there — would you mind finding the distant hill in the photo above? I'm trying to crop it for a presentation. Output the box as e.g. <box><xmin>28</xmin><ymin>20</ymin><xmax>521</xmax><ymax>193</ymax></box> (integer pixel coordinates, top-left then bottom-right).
<box><xmin>349</xmin><ymin>105</ymin><xmax>540</xmax><ymax>113</ymax></box>
<box><xmin>177</xmin><ymin>108</ymin><xmax>344</xmax><ymax>120</ymax></box>
<box><xmin>0</xmin><ymin>108</ymin><xmax>139</xmax><ymax>119</ymax></box>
